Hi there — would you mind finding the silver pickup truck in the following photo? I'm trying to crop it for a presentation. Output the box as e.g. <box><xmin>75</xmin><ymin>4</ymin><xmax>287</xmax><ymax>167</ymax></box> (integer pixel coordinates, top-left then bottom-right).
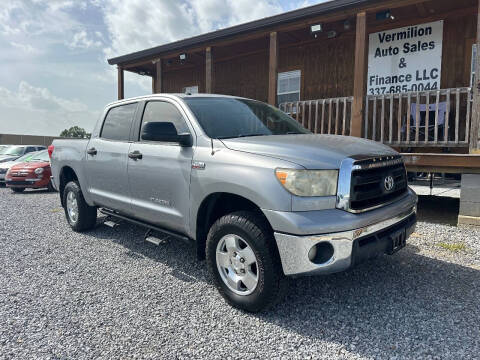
<box><xmin>51</xmin><ymin>94</ymin><xmax>417</xmax><ymax>312</ymax></box>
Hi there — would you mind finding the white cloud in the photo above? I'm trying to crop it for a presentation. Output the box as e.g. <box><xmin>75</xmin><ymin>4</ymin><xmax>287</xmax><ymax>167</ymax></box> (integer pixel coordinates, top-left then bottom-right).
<box><xmin>0</xmin><ymin>81</ymin><xmax>97</xmax><ymax>136</ymax></box>
<box><xmin>0</xmin><ymin>0</ymin><xmax>327</xmax><ymax>136</ymax></box>
<box><xmin>99</xmin><ymin>0</ymin><xmax>292</xmax><ymax>93</ymax></box>
<box><xmin>0</xmin><ymin>0</ymin><xmax>83</xmax><ymax>38</ymax></box>
<box><xmin>101</xmin><ymin>0</ymin><xmax>287</xmax><ymax>60</ymax></box>
<box><xmin>189</xmin><ymin>0</ymin><xmax>282</xmax><ymax>33</ymax></box>
<box><xmin>68</xmin><ymin>30</ymin><xmax>102</xmax><ymax>49</ymax></box>
<box><xmin>9</xmin><ymin>41</ymin><xmax>39</xmax><ymax>54</ymax></box>
<box><xmin>0</xmin><ymin>81</ymin><xmax>88</xmax><ymax>112</ymax></box>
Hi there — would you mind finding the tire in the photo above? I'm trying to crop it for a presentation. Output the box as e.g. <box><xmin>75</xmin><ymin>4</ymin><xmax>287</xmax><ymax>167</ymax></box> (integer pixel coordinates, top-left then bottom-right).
<box><xmin>47</xmin><ymin>180</ymin><xmax>55</xmax><ymax>192</ymax></box>
<box><xmin>11</xmin><ymin>188</ymin><xmax>25</xmax><ymax>193</ymax></box>
<box><xmin>206</xmin><ymin>211</ymin><xmax>287</xmax><ymax>312</ymax></box>
<box><xmin>63</xmin><ymin>181</ymin><xmax>97</xmax><ymax>232</ymax></box>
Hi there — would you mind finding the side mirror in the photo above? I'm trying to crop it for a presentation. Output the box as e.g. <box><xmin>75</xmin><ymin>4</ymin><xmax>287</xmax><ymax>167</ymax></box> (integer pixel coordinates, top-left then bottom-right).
<box><xmin>141</xmin><ymin>122</ymin><xmax>192</xmax><ymax>147</ymax></box>
<box><xmin>177</xmin><ymin>133</ymin><xmax>193</xmax><ymax>147</ymax></box>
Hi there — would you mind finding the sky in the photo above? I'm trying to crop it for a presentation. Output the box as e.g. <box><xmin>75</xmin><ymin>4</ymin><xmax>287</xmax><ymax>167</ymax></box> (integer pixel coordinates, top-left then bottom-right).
<box><xmin>0</xmin><ymin>0</ymin><xmax>327</xmax><ymax>136</ymax></box>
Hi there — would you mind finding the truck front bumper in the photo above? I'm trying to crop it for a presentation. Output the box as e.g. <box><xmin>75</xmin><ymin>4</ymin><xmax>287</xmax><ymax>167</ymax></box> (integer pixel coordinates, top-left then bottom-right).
<box><xmin>267</xmin><ymin>189</ymin><xmax>418</xmax><ymax>276</ymax></box>
<box><xmin>274</xmin><ymin>208</ymin><xmax>416</xmax><ymax>276</ymax></box>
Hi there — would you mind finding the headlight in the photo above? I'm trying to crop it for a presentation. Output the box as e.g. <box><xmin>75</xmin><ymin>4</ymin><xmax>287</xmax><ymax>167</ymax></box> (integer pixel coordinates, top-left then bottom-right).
<box><xmin>275</xmin><ymin>169</ymin><xmax>338</xmax><ymax>197</ymax></box>
<box><xmin>34</xmin><ymin>167</ymin><xmax>44</xmax><ymax>175</ymax></box>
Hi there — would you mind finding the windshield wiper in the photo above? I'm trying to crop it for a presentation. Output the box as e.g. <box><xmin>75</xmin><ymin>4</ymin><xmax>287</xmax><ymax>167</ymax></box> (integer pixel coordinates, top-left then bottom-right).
<box><xmin>217</xmin><ymin>133</ymin><xmax>268</xmax><ymax>139</ymax></box>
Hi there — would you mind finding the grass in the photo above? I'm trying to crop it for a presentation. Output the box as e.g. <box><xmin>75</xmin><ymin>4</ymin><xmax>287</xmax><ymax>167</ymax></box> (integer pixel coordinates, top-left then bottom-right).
<box><xmin>437</xmin><ymin>242</ymin><xmax>467</xmax><ymax>252</ymax></box>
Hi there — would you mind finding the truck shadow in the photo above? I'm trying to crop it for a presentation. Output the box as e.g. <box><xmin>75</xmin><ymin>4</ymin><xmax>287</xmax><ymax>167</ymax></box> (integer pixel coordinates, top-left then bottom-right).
<box><xmin>263</xmin><ymin>244</ymin><xmax>480</xmax><ymax>357</ymax></box>
<box><xmin>85</xmin><ymin>218</ymin><xmax>479</xmax><ymax>358</ymax></box>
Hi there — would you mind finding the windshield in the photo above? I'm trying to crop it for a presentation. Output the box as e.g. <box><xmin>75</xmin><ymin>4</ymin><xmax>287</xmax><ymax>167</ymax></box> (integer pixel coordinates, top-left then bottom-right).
<box><xmin>15</xmin><ymin>152</ymin><xmax>38</xmax><ymax>163</ymax></box>
<box><xmin>28</xmin><ymin>150</ymin><xmax>49</xmax><ymax>162</ymax></box>
<box><xmin>0</xmin><ymin>146</ymin><xmax>25</xmax><ymax>156</ymax></box>
<box><xmin>184</xmin><ymin>97</ymin><xmax>310</xmax><ymax>139</ymax></box>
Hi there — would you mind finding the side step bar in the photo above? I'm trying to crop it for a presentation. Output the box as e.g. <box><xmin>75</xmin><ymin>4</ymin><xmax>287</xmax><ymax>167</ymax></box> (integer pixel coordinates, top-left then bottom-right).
<box><xmin>99</xmin><ymin>208</ymin><xmax>191</xmax><ymax>245</ymax></box>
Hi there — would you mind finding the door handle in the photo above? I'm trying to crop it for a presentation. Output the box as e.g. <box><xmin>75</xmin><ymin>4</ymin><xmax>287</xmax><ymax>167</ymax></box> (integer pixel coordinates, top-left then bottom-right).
<box><xmin>128</xmin><ymin>150</ymin><xmax>143</xmax><ymax>160</ymax></box>
<box><xmin>87</xmin><ymin>147</ymin><xmax>97</xmax><ymax>155</ymax></box>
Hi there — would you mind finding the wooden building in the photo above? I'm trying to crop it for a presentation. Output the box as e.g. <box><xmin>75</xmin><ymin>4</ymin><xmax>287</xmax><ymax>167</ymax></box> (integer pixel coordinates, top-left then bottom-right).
<box><xmin>108</xmin><ymin>0</ymin><xmax>480</xmax><ymax>224</ymax></box>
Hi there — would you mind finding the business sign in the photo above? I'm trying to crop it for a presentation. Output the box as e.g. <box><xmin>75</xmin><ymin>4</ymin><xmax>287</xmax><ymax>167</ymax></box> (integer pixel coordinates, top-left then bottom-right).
<box><xmin>367</xmin><ymin>20</ymin><xmax>443</xmax><ymax>95</ymax></box>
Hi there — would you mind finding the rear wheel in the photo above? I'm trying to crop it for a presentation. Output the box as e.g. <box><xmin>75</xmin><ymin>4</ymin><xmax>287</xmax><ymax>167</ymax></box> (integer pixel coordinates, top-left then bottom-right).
<box><xmin>206</xmin><ymin>211</ymin><xmax>287</xmax><ymax>312</ymax></box>
<box><xmin>63</xmin><ymin>181</ymin><xmax>97</xmax><ymax>232</ymax></box>
<box><xmin>11</xmin><ymin>188</ymin><xmax>25</xmax><ymax>193</ymax></box>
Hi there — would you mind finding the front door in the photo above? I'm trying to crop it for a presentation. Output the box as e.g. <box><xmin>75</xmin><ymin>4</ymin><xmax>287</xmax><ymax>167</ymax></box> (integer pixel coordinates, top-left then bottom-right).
<box><xmin>127</xmin><ymin>100</ymin><xmax>194</xmax><ymax>233</ymax></box>
<box><xmin>85</xmin><ymin>102</ymin><xmax>137</xmax><ymax>214</ymax></box>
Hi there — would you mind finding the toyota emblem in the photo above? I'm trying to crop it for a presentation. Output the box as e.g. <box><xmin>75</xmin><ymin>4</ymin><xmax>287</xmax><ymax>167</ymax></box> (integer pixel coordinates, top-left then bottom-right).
<box><xmin>384</xmin><ymin>176</ymin><xmax>394</xmax><ymax>191</ymax></box>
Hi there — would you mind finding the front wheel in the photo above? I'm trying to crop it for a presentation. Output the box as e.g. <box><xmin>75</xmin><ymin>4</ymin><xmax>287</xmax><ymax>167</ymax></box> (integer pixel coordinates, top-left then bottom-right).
<box><xmin>63</xmin><ymin>181</ymin><xmax>97</xmax><ymax>232</ymax></box>
<box><xmin>47</xmin><ymin>180</ymin><xmax>56</xmax><ymax>192</ymax></box>
<box><xmin>206</xmin><ymin>211</ymin><xmax>287</xmax><ymax>312</ymax></box>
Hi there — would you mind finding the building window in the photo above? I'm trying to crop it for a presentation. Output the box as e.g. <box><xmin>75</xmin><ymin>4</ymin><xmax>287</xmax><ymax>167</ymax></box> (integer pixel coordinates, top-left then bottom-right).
<box><xmin>183</xmin><ymin>85</ymin><xmax>198</xmax><ymax>94</ymax></box>
<box><xmin>471</xmin><ymin>44</ymin><xmax>477</xmax><ymax>88</ymax></box>
<box><xmin>277</xmin><ymin>70</ymin><xmax>301</xmax><ymax>107</ymax></box>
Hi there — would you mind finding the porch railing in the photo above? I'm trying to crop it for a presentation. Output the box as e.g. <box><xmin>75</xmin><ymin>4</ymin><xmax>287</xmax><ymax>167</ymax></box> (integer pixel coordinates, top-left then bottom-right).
<box><xmin>364</xmin><ymin>87</ymin><xmax>473</xmax><ymax>147</ymax></box>
<box><xmin>279</xmin><ymin>97</ymin><xmax>354</xmax><ymax>135</ymax></box>
<box><xmin>279</xmin><ymin>87</ymin><xmax>473</xmax><ymax>148</ymax></box>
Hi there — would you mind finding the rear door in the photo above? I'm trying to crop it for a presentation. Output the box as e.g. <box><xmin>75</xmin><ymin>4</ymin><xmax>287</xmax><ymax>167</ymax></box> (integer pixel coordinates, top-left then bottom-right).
<box><xmin>127</xmin><ymin>99</ymin><xmax>194</xmax><ymax>233</ymax></box>
<box><xmin>84</xmin><ymin>102</ymin><xmax>138</xmax><ymax>214</ymax></box>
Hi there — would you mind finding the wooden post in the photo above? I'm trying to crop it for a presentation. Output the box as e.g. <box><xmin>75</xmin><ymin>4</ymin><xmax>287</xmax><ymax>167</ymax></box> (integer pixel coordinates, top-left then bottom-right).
<box><xmin>470</xmin><ymin>0</ymin><xmax>480</xmax><ymax>153</ymax></box>
<box><xmin>268</xmin><ymin>32</ymin><xmax>278</xmax><ymax>106</ymax></box>
<box><xmin>153</xmin><ymin>59</ymin><xmax>162</xmax><ymax>93</ymax></box>
<box><xmin>206</xmin><ymin>47</ymin><xmax>213</xmax><ymax>93</ymax></box>
<box><xmin>351</xmin><ymin>12</ymin><xmax>368</xmax><ymax>138</ymax></box>
<box><xmin>117</xmin><ymin>66</ymin><xmax>124</xmax><ymax>100</ymax></box>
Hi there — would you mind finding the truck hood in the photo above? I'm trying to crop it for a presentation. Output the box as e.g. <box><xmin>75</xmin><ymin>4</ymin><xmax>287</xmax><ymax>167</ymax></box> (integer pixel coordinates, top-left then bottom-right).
<box><xmin>220</xmin><ymin>134</ymin><xmax>398</xmax><ymax>169</ymax></box>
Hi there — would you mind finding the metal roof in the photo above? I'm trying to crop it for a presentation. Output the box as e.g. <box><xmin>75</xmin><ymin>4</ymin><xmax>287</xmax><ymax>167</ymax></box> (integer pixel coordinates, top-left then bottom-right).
<box><xmin>107</xmin><ymin>0</ymin><xmax>377</xmax><ymax>66</ymax></box>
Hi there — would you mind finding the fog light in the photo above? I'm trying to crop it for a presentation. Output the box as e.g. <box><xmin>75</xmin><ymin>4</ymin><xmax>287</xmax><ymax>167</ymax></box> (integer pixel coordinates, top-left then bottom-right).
<box><xmin>308</xmin><ymin>242</ymin><xmax>334</xmax><ymax>265</ymax></box>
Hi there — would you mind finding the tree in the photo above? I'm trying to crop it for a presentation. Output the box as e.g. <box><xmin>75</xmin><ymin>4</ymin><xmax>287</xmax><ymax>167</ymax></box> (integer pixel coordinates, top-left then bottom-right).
<box><xmin>60</xmin><ymin>126</ymin><xmax>90</xmax><ymax>138</ymax></box>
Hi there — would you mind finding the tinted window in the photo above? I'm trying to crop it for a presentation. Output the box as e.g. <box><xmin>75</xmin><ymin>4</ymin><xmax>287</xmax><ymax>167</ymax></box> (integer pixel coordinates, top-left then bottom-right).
<box><xmin>140</xmin><ymin>101</ymin><xmax>189</xmax><ymax>140</ymax></box>
<box><xmin>101</xmin><ymin>103</ymin><xmax>137</xmax><ymax>141</ymax></box>
<box><xmin>184</xmin><ymin>97</ymin><xmax>309</xmax><ymax>139</ymax></box>
<box><xmin>26</xmin><ymin>147</ymin><xmax>36</xmax><ymax>153</ymax></box>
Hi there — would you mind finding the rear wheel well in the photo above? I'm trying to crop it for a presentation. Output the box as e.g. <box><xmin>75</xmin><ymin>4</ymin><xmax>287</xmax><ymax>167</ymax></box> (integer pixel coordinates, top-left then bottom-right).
<box><xmin>59</xmin><ymin>166</ymin><xmax>78</xmax><ymax>207</ymax></box>
<box><xmin>195</xmin><ymin>193</ymin><xmax>273</xmax><ymax>260</ymax></box>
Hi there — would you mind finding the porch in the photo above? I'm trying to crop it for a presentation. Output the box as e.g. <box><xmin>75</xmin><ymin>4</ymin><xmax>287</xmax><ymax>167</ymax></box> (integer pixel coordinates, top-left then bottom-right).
<box><xmin>111</xmin><ymin>0</ymin><xmax>480</xmax><ymax>155</ymax></box>
<box><xmin>108</xmin><ymin>0</ymin><xmax>480</xmax><ymax>223</ymax></box>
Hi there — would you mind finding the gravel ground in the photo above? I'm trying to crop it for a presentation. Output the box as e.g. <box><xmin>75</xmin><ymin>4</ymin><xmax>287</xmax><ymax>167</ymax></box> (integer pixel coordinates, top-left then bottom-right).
<box><xmin>0</xmin><ymin>187</ymin><xmax>479</xmax><ymax>359</ymax></box>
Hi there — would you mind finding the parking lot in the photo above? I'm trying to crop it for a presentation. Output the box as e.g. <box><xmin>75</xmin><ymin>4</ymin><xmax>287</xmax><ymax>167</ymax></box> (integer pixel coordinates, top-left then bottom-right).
<box><xmin>1</xmin><ymin>187</ymin><xmax>479</xmax><ymax>359</ymax></box>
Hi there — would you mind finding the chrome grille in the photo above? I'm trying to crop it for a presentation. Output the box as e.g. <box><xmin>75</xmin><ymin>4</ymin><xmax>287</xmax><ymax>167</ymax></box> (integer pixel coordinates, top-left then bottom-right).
<box><xmin>336</xmin><ymin>155</ymin><xmax>408</xmax><ymax>213</ymax></box>
<box><xmin>350</xmin><ymin>161</ymin><xmax>407</xmax><ymax>211</ymax></box>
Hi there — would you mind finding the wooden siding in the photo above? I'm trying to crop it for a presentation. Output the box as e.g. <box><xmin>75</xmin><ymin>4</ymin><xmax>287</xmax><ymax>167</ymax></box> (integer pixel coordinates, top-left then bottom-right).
<box><xmin>158</xmin><ymin>3</ymin><xmax>475</xmax><ymax>111</ymax></box>
<box><xmin>277</xmin><ymin>13</ymin><xmax>475</xmax><ymax>103</ymax></box>
<box><xmin>162</xmin><ymin>63</ymin><xmax>206</xmax><ymax>93</ymax></box>
<box><xmin>441</xmin><ymin>14</ymin><xmax>477</xmax><ymax>88</ymax></box>
<box><xmin>279</xmin><ymin>35</ymin><xmax>356</xmax><ymax>100</ymax></box>
<box><xmin>214</xmin><ymin>51</ymin><xmax>269</xmax><ymax>102</ymax></box>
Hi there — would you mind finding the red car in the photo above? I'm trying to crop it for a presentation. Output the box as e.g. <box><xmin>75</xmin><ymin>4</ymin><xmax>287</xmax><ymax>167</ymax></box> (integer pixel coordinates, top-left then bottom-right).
<box><xmin>5</xmin><ymin>150</ymin><xmax>54</xmax><ymax>193</ymax></box>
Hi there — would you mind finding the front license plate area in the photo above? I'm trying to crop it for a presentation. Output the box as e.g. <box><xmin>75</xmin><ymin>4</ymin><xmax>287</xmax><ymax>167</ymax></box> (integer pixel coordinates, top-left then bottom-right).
<box><xmin>387</xmin><ymin>228</ymin><xmax>406</xmax><ymax>255</ymax></box>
